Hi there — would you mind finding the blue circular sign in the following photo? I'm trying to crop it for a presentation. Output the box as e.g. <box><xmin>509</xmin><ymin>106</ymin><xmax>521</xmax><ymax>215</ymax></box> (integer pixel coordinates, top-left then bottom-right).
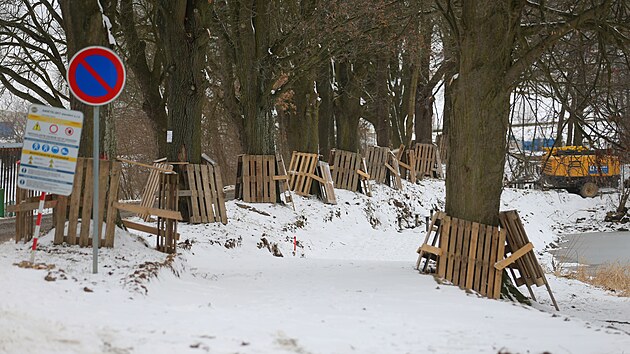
<box><xmin>67</xmin><ymin>46</ymin><xmax>126</xmax><ymax>106</ymax></box>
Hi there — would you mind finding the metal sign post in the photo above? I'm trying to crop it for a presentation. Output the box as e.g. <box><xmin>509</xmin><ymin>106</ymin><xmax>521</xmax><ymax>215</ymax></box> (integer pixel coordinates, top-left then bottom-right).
<box><xmin>68</xmin><ymin>46</ymin><xmax>126</xmax><ymax>274</ymax></box>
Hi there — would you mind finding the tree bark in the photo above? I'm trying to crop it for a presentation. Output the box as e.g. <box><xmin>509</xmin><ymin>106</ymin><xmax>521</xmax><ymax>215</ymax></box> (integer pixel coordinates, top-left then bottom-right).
<box><xmin>414</xmin><ymin>16</ymin><xmax>434</xmax><ymax>145</ymax></box>
<box><xmin>157</xmin><ymin>0</ymin><xmax>208</xmax><ymax>163</ymax></box>
<box><xmin>375</xmin><ymin>50</ymin><xmax>391</xmax><ymax>147</ymax></box>
<box><xmin>334</xmin><ymin>61</ymin><xmax>362</xmax><ymax>152</ymax></box>
<box><xmin>446</xmin><ymin>1</ymin><xmax>521</xmax><ymax>226</ymax></box>
<box><xmin>317</xmin><ymin>60</ymin><xmax>334</xmax><ymax>160</ymax></box>
<box><xmin>59</xmin><ymin>0</ymin><xmax>110</xmax><ymax>158</ymax></box>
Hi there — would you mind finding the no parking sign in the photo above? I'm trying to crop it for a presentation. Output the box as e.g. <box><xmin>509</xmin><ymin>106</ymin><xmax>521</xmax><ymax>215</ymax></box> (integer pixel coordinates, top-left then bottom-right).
<box><xmin>67</xmin><ymin>46</ymin><xmax>126</xmax><ymax>106</ymax></box>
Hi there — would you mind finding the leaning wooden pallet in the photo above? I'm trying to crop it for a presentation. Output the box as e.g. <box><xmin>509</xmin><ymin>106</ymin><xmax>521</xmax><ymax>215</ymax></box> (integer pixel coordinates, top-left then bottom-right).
<box><xmin>288</xmin><ymin>152</ymin><xmax>319</xmax><ymax>197</ymax></box>
<box><xmin>365</xmin><ymin>146</ymin><xmax>389</xmax><ymax>184</ymax></box>
<box><xmin>410</xmin><ymin>143</ymin><xmax>443</xmax><ymax>179</ymax></box>
<box><xmin>134</xmin><ymin>158</ymin><xmax>173</xmax><ymax>222</ymax></box>
<box><xmin>416</xmin><ymin>212</ymin><xmax>507</xmax><ymax>299</ymax></box>
<box><xmin>499</xmin><ymin>210</ymin><xmax>559</xmax><ymax>310</ymax></box>
<box><xmin>329</xmin><ymin>149</ymin><xmax>371</xmax><ymax>195</ymax></box>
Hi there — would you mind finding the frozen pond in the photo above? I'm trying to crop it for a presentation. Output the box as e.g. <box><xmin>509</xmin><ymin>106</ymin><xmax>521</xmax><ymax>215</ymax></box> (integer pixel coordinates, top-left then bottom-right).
<box><xmin>551</xmin><ymin>231</ymin><xmax>630</xmax><ymax>267</ymax></box>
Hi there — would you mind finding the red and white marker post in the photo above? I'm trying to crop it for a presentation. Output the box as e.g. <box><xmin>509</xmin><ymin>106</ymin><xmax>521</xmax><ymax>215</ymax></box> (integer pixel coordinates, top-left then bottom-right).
<box><xmin>29</xmin><ymin>192</ymin><xmax>47</xmax><ymax>263</ymax></box>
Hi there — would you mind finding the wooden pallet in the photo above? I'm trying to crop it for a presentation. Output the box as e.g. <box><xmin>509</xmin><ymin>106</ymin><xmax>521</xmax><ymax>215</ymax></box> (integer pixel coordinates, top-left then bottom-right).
<box><xmin>365</xmin><ymin>146</ymin><xmax>389</xmax><ymax>184</ymax></box>
<box><xmin>416</xmin><ymin>212</ymin><xmax>507</xmax><ymax>299</ymax></box>
<box><xmin>116</xmin><ymin>172</ymin><xmax>182</xmax><ymax>254</ymax></box>
<box><xmin>329</xmin><ymin>149</ymin><xmax>371</xmax><ymax>195</ymax></box>
<box><xmin>9</xmin><ymin>188</ymin><xmax>46</xmax><ymax>243</ymax></box>
<box><xmin>51</xmin><ymin>158</ymin><xmax>121</xmax><ymax>248</ymax></box>
<box><xmin>316</xmin><ymin>161</ymin><xmax>336</xmax><ymax>204</ymax></box>
<box><xmin>236</xmin><ymin>155</ymin><xmax>277</xmax><ymax>203</ymax></box>
<box><xmin>386</xmin><ymin>151</ymin><xmax>403</xmax><ymax>190</ymax></box>
<box><xmin>181</xmin><ymin>163</ymin><xmax>228</xmax><ymax>224</ymax></box>
<box><xmin>499</xmin><ymin>210</ymin><xmax>559</xmax><ymax>310</ymax></box>
<box><xmin>410</xmin><ymin>143</ymin><xmax>443</xmax><ymax>179</ymax></box>
<box><xmin>137</xmin><ymin>158</ymin><xmax>173</xmax><ymax>221</ymax></box>
<box><xmin>275</xmin><ymin>153</ymin><xmax>294</xmax><ymax>208</ymax></box>
<box><xmin>288</xmin><ymin>152</ymin><xmax>319</xmax><ymax>197</ymax></box>
<box><xmin>397</xmin><ymin>146</ymin><xmax>417</xmax><ymax>184</ymax></box>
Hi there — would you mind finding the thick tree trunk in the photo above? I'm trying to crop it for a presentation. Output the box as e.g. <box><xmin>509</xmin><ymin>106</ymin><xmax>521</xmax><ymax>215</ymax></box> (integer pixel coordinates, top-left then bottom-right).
<box><xmin>317</xmin><ymin>60</ymin><xmax>334</xmax><ymax>159</ymax></box>
<box><xmin>334</xmin><ymin>61</ymin><xmax>361</xmax><ymax>152</ymax></box>
<box><xmin>446</xmin><ymin>2</ymin><xmax>519</xmax><ymax>226</ymax></box>
<box><xmin>288</xmin><ymin>74</ymin><xmax>319</xmax><ymax>153</ymax></box>
<box><xmin>414</xmin><ymin>16</ymin><xmax>434</xmax><ymax>145</ymax></box>
<box><xmin>59</xmin><ymin>0</ymin><xmax>110</xmax><ymax>158</ymax></box>
<box><xmin>375</xmin><ymin>53</ymin><xmax>391</xmax><ymax>147</ymax></box>
<box><xmin>157</xmin><ymin>0</ymin><xmax>207</xmax><ymax>163</ymax></box>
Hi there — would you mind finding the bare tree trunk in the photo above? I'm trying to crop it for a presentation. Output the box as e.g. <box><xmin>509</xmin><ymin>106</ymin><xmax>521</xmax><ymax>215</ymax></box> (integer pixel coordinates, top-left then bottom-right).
<box><xmin>288</xmin><ymin>74</ymin><xmax>319</xmax><ymax>153</ymax></box>
<box><xmin>414</xmin><ymin>16</ymin><xmax>434</xmax><ymax>145</ymax></box>
<box><xmin>375</xmin><ymin>51</ymin><xmax>391</xmax><ymax>147</ymax></box>
<box><xmin>317</xmin><ymin>60</ymin><xmax>334</xmax><ymax>159</ymax></box>
<box><xmin>157</xmin><ymin>0</ymin><xmax>207</xmax><ymax>163</ymax></box>
<box><xmin>446</xmin><ymin>1</ymin><xmax>521</xmax><ymax>226</ymax></box>
<box><xmin>59</xmin><ymin>0</ymin><xmax>110</xmax><ymax>158</ymax></box>
<box><xmin>334</xmin><ymin>61</ymin><xmax>361</xmax><ymax>152</ymax></box>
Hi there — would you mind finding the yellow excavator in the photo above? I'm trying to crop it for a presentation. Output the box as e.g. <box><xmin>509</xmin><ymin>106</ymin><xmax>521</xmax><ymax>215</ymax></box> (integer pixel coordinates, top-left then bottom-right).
<box><xmin>540</xmin><ymin>146</ymin><xmax>620</xmax><ymax>197</ymax></box>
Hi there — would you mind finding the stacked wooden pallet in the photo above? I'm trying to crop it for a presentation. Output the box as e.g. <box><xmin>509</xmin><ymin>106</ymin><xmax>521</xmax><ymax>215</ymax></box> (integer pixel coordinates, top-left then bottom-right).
<box><xmin>287</xmin><ymin>152</ymin><xmax>336</xmax><ymax>204</ymax></box>
<box><xmin>136</xmin><ymin>158</ymin><xmax>173</xmax><ymax>222</ymax></box>
<box><xmin>235</xmin><ymin>154</ymin><xmax>294</xmax><ymax>207</ymax></box>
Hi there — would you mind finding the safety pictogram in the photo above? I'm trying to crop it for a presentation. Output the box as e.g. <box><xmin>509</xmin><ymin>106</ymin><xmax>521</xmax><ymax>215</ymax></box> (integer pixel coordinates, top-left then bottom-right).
<box><xmin>33</xmin><ymin>122</ymin><xmax>41</xmax><ymax>131</ymax></box>
<box><xmin>49</xmin><ymin>124</ymin><xmax>59</xmax><ymax>134</ymax></box>
<box><xmin>65</xmin><ymin>127</ymin><xmax>74</xmax><ymax>136</ymax></box>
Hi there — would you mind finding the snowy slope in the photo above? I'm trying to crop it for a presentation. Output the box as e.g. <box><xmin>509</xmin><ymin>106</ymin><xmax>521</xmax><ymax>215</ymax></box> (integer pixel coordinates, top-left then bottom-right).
<box><xmin>0</xmin><ymin>180</ymin><xmax>628</xmax><ymax>354</ymax></box>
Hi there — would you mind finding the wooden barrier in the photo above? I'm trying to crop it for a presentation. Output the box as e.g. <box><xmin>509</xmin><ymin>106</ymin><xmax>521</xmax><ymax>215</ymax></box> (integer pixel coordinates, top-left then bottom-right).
<box><xmin>409</xmin><ymin>143</ymin><xmax>443</xmax><ymax>179</ymax></box>
<box><xmin>181</xmin><ymin>163</ymin><xmax>227</xmax><ymax>224</ymax></box>
<box><xmin>52</xmin><ymin>158</ymin><xmax>121</xmax><ymax>248</ymax></box>
<box><xmin>316</xmin><ymin>161</ymin><xmax>336</xmax><ymax>204</ymax></box>
<box><xmin>329</xmin><ymin>149</ymin><xmax>371</xmax><ymax>196</ymax></box>
<box><xmin>10</xmin><ymin>188</ymin><xmax>43</xmax><ymax>242</ymax></box>
<box><xmin>499</xmin><ymin>210</ymin><xmax>558</xmax><ymax>310</ymax></box>
<box><xmin>416</xmin><ymin>212</ymin><xmax>506</xmax><ymax>299</ymax></box>
<box><xmin>396</xmin><ymin>146</ymin><xmax>416</xmax><ymax>184</ymax></box>
<box><xmin>288</xmin><ymin>152</ymin><xmax>319</xmax><ymax>197</ymax></box>
<box><xmin>235</xmin><ymin>154</ymin><xmax>293</xmax><ymax>205</ymax></box>
<box><xmin>116</xmin><ymin>172</ymin><xmax>182</xmax><ymax>254</ymax></box>
<box><xmin>365</xmin><ymin>146</ymin><xmax>403</xmax><ymax>190</ymax></box>
<box><xmin>137</xmin><ymin>158</ymin><xmax>173</xmax><ymax>221</ymax></box>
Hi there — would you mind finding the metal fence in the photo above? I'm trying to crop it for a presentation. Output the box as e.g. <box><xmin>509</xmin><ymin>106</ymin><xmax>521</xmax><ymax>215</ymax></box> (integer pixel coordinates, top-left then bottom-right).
<box><xmin>0</xmin><ymin>143</ymin><xmax>22</xmax><ymax>216</ymax></box>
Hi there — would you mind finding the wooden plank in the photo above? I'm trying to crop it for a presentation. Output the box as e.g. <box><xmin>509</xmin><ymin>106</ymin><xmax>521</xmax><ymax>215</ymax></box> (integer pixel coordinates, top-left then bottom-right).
<box><xmin>96</xmin><ymin>160</ymin><xmax>110</xmax><ymax>245</ymax></box>
<box><xmin>473</xmin><ymin>224</ymin><xmax>486</xmax><ymax>293</ymax></box>
<box><xmin>457</xmin><ymin>220</ymin><xmax>471</xmax><ymax>287</ymax></box>
<box><xmin>53</xmin><ymin>196</ymin><xmax>67</xmax><ymax>244</ymax></box>
<box><xmin>213</xmin><ymin>165</ymin><xmax>228</xmax><ymax>224</ymax></box>
<box><xmin>113</xmin><ymin>202</ymin><xmax>183</xmax><ymax>221</ymax></box>
<box><xmin>116</xmin><ymin>157</ymin><xmax>172</xmax><ymax>173</ymax></box>
<box><xmin>244</xmin><ymin>156</ymin><xmax>252</xmax><ymax>202</ymax></box>
<box><xmin>480</xmin><ymin>224</ymin><xmax>493</xmax><ymax>297</ymax></box>
<box><xmin>465</xmin><ymin>222</ymin><xmax>480</xmax><ymax>290</ymax></box>
<box><xmin>445</xmin><ymin>217</ymin><xmax>458</xmax><ymax>282</ymax></box>
<box><xmin>122</xmin><ymin>219</ymin><xmax>180</xmax><ymax>239</ymax></box>
<box><xmin>7</xmin><ymin>200</ymin><xmax>58</xmax><ymax>212</ymax></box>
<box><xmin>79</xmin><ymin>160</ymin><xmax>94</xmax><ymax>247</ymax></box>
<box><xmin>486</xmin><ymin>226</ymin><xmax>500</xmax><ymax>298</ymax></box>
<box><xmin>256</xmin><ymin>155</ymin><xmax>263</xmax><ymax>202</ymax></box>
<box><xmin>186</xmin><ymin>165</ymin><xmax>200</xmax><ymax>222</ymax></box>
<box><xmin>495</xmin><ymin>242</ymin><xmax>533</xmax><ymax>270</ymax></box>
<box><xmin>235</xmin><ymin>155</ymin><xmax>243</xmax><ymax>200</ymax></box>
<box><xmin>452</xmin><ymin>219</ymin><xmax>465</xmax><ymax>286</ymax></box>
<box><xmin>201</xmin><ymin>165</ymin><xmax>217</xmax><ymax>222</ymax></box>
<box><xmin>420</xmin><ymin>244</ymin><xmax>442</xmax><ymax>256</ymax></box>
<box><xmin>195</xmin><ymin>164</ymin><xmax>209</xmax><ymax>222</ymax></box>
<box><xmin>65</xmin><ymin>159</ymin><xmax>84</xmax><ymax>244</ymax></box>
<box><xmin>437</xmin><ymin>215</ymin><xmax>451</xmax><ymax>279</ymax></box>
<box><xmin>493</xmin><ymin>229</ymin><xmax>507</xmax><ymax>299</ymax></box>
<box><xmin>104</xmin><ymin>161</ymin><xmax>121</xmax><ymax>247</ymax></box>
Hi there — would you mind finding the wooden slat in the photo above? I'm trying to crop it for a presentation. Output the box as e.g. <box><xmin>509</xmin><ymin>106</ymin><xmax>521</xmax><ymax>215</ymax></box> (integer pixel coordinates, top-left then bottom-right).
<box><xmin>104</xmin><ymin>161</ymin><xmax>121</xmax><ymax>247</ymax></box>
<box><xmin>495</xmin><ymin>242</ymin><xmax>533</xmax><ymax>270</ymax></box>
<box><xmin>201</xmin><ymin>165</ymin><xmax>217</xmax><ymax>222</ymax></box>
<box><xmin>53</xmin><ymin>196</ymin><xmax>67</xmax><ymax>244</ymax></box>
<box><xmin>243</xmin><ymin>156</ymin><xmax>251</xmax><ymax>202</ymax></box>
<box><xmin>67</xmin><ymin>158</ymin><xmax>84</xmax><ymax>243</ymax></box>
<box><xmin>465</xmin><ymin>222</ymin><xmax>480</xmax><ymax>289</ymax></box>
<box><xmin>96</xmin><ymin>160</ymin><xmax>110</xmax><ymax>244</ymax></box>
<box><xmin>214</xmin><ymin>165</ymin><xmax>228</xmax><ymax>224</ymax></box>
<box><xmin>458</xmin><ymin>220</ymin><xmax>471</xmax><ymax>287</ymax></box>
<box><xmin>420</xmin><ymin>244</ymin><xmax>442</xmax><ymax>256</ymax></box>
<box><xmin>437</xmin><ymin>215</ymin><xmax>451</xmax><ymax>279</ymax></box>
<box><xmin>79</xmin><ymin>160</ymin><xmax>94</xmax><ymax>247</ymax></box>
<box><xmin>492</xmin><ymin>229</ymin><xmax>507</xmax><ymax>299</ymax></box>
<box><xmin>122</xmin><ymin>219</ymin><xmax>180</xmax><ymax>239</ymax></box>
<box><xmin>486</xmin><ymin>226</ymin><xmax>500</xmax><ymax>298</ymax></box>
<box><xmin>113</xmin><ymin>202</ymin><xmax>183</xmax><ymax>221</ymax></box>
<box><xmin>451</xmin><ymin>219</ymin><xmax>464</xmax><ymax>285</ymax></box>
<box><xmin>473</xmin><ymin>224</ymin><xmax>487</xmax><ymax>293</ymax></box>
<box><xmin>7</xmin><ymin>200</ymin><xmax>57</xmax><ymax>212</ymax></box>
<box><xmin>480</xmin><ymin>224</ymin><xmax>493</xmax><ymax>296</ymax></box>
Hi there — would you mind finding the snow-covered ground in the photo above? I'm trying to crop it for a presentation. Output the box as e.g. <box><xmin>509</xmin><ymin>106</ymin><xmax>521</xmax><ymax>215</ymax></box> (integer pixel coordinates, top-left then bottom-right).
<box><xmin>1</xmin><ymin>180</ymin><xmax>629</xmax><ymax>353</ymax></box>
